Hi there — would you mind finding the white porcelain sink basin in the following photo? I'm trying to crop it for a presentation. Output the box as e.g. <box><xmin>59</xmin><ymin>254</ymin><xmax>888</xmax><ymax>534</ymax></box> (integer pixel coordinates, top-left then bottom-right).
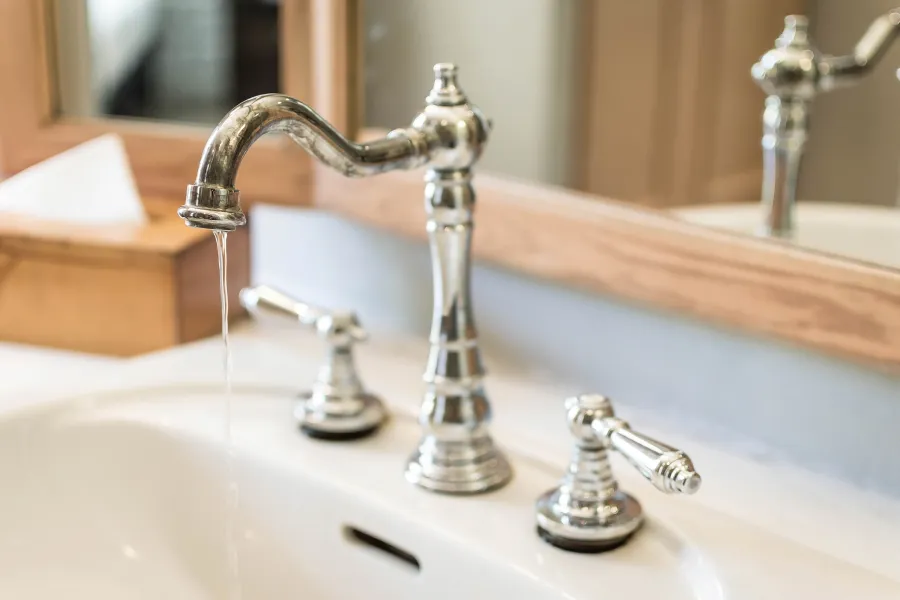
<box><xmin>0</xmin><ymin>383</ymin><xmax>897</xmax><ymax>599</ymax></box>
<box><xmin>674</xmin><ymin>202</ymin><xmax>900</xmax><ymax>268</ymax></box>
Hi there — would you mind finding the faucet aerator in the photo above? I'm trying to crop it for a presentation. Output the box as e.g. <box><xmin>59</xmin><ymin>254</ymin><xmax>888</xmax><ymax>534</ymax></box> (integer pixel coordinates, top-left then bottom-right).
<box><xmin>179</xmin><ymin>184</ymin><xmax>246</xmax><ymax>232</ymax></box>
<box><xmin>176</xmin><ymin>206</ymin><xmax>245</xmax><ymax>231</ymax></box>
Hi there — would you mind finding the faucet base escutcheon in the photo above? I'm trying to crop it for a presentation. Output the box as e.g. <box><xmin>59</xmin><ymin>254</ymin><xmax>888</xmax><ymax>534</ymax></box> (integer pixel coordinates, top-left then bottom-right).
<box><xmin>405</xmin><ymin>434</ymin><xmax>512</xmax><ymax>495</ymax></box>
<box><xmin>536</xmin><ymin>489</ymin><xmax>643</xmax><ymax>553</ymax></box>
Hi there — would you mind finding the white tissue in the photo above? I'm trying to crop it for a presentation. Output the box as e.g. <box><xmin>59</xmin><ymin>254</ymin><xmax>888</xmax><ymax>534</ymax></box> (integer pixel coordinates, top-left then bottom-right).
<box><xmin>0</xmin><ymin>134</ymin><xmax>147</xmax><ymax>226</ymax></box>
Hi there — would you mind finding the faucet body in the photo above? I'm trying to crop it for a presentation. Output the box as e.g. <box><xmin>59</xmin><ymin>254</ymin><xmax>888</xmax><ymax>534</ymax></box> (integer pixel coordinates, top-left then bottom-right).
<box><xmin>180</xmin><ymin>64</ymin><xmax>512</xmax><ymax>495</ymax></box>
<box><xmin>751</xmin><ymin>11</ymin><xmax>900</xmax><ymax>238</ymax></box>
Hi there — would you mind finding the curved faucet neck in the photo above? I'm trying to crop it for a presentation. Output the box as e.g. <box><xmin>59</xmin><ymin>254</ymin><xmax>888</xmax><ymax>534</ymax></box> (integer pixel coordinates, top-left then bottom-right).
<box><xmin>179</xmin><ymin>95</ymin><xmax>429</xmax><ymax>231</ymax></box>
<box><xmin>179</xmin><ymin>64</ymin><xmax>489</xmax><ymax>232</ymax></box>
<box><xmin>195</xmin><ymin>94</ymin><xmax>427</xmax><ymax>190</ymax></box>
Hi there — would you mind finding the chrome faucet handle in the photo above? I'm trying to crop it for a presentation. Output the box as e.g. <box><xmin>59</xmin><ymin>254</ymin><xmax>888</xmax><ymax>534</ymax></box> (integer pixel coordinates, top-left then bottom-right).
<box><xmin>535</xmin><ymin>394</ymin><xmax>701</xmax><ymax>553</ymax></box>
<box><xmin>240</xmin><ymin>284</ymin><xmax>387</xmax><ymax>441</ymax></box>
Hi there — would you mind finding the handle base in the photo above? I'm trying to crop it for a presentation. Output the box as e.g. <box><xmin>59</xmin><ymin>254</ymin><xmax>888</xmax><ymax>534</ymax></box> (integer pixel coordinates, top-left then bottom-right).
<box><xmin>405</xmin><ymin>434</ymin><xmax>512</xmax><ymax>494</ymax></box>
<box><xmin>295</xmin><ymin>390</ymin><xmax>387</xmax><ymax>440</ymax></box>
<box><xmin>535</xmin><ymin>488</ymin><xmax>643</xmax><ymax>553</ymax></box>
<box><xmin>534</xmin><ymin>394</ymin><xmax>700</xmax><ymax>552</ymax></box>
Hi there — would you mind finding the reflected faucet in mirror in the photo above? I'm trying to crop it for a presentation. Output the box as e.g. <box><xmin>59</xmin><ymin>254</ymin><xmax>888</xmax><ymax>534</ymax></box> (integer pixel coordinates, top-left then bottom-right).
<box><xmin>752</xmin><ymin>10</ymin><xmax>900</xmax><ymax>239</ymax></box>
<box><xmin>179</xmin><ymin>63</ymin><xmax>513</xmax><ymax>495</ymax></box>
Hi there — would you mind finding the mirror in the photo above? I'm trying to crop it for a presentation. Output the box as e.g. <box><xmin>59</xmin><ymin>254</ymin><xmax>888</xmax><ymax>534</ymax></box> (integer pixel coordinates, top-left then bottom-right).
<box><xmin>47</xmin><ymin>0</ymin><xmax>900</xmax><ymax>270</ymax></box>
<box><xmin>361</xmin><ymin>0</ymin><xmax>900</xmax><ymax>270</ymax></box>
<box><xmin>52</xmin><ymin>0</ymin><xmax>281</xmax><ymax>125</ymax></box>
<box><xmin>363</xmin><ymin>0</ymin><xmax>579</xmax><ymax>187</ymax></box>
<box><xmin>17</xmin><ymin>0</ymin><xmax>897</xmax><ymax>369</ymax></box>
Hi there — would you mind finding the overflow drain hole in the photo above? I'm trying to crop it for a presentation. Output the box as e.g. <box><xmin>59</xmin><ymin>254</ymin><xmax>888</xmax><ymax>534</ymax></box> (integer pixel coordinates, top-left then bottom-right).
<box><xmin>343</xmin><ymin>525</ymin><xmax>421</xmax><ymax>572</ymax></box>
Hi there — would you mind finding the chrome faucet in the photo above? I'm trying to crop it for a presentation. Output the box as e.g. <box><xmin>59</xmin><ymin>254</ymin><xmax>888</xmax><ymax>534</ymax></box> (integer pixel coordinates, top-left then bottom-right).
<box><xmin>179</xmin><ymin>64</ymin><xmax>512</xmax><ymax>495</ymax></box>
<box><xmin>536</xmin><ymin>394</ymin><xmax>701</xmax><ymax>552</ymax></box>
<box><xmin>752</xmin><ymin>10</ymin><xmax>900</xmax><ymax>238</ymax></box>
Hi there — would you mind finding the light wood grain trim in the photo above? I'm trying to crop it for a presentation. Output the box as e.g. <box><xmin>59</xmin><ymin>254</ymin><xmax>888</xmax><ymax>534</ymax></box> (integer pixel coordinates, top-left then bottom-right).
<box><xmin>0</xmin><ymin>194</ymin><xmax>250</xmax><ymax>355</ymax></box>
<box><xmin>0</xmin><ymin>0</ymin><xmax>314</xmax><ymax>207</ymax></box>
<box><xmin>0</xmin><ymin>249</ymin><xmax>177</xmax><ymax>355</ymax></box>
<box><xmin>309</xmin><ymin>0</ymin><xmax>360</xmax><ymax>133</ymax></box>
<box><xmin>575</xmin><ymin>1</ymin><xmax>662</xmax><ymax>201</ymax></box>
<box><xmin>0</xmin><ymin>198</ymin><xmax>213</xmax><ymax>256</ymax></box>
<box><xmin>34</xmin><ymin>0</ymin><xmax>58</xmax><ymax>119</ymax></box>
<box><xmin>317</xmin><ymin>155</ymin><xmax>900</xmax><ymax>371</ymax></box>
<box><xmin>280</xmin><ymin>0</ymin><xmax>312</xmax><ymax>99</ymax></box>
<box><xmin>576</xmin><ymin>0</ymin><xmax>806</xmax><ymax>208</ymax></box>
<box><xmin>665</xmin><ymin>1</ymin><xmax>723</xmax><ymax>206</ymax></box>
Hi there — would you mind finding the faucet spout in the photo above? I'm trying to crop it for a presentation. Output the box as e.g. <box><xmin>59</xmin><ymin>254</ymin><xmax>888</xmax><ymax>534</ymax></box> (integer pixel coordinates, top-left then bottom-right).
<box><xmin>179</xmin><ymin>94</ymin><xmax>428</xmax><ymax>231</ymax></box>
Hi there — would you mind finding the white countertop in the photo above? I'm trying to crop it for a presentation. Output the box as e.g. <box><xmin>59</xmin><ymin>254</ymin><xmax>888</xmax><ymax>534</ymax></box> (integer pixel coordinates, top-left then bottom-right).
<box><xmin>3</xmin><ymin>321</ymin><xmax>899</xmax><ymax>584</ymax></box>
<box><xmin>0</xmin><ymin>342</ymin><xmax>122</xmax><ymax>397</ymax></box>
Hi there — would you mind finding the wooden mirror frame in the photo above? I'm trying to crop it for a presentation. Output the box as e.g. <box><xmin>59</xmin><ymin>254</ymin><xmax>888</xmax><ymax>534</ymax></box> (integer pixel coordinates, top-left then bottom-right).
<box><xmin>0</xmin><ymin>0</ymin><xmax>331</xmax><ymax>204</ymax></box>
<box><xmin>2</xmin><ymin>0</ymin><xmax>899</xmax><ymax>370</ymax></box>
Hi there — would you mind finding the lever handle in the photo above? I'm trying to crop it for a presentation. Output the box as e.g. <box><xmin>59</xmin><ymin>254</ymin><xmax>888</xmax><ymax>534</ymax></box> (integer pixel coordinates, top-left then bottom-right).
<box><xmin>240</xmin><ymin>284</ymin><xmax>325</xmax><ymax>326</ymax></box>
<box><xmin>597</xmin><ymin>420</ymin><xmax>701</xmax><ymax>495</ymax></box>
<box><xmin>240</xmin><ymin>285</ymin><xmax>366</xmax><ymax>344</ymax></box>
<box><xmin>240</xmin><ymin>284</ymin><xmax>385</xmax><ymax>440</ymax></box>
<box><xmin>566</xmin><ymin>394</ymin><xmax>701</xmax><ymax>495</ymax></box>
<box><xmin>538</xmin><ymin>393</ymin><xmax>702</xmax><ymax>553</ymax></box>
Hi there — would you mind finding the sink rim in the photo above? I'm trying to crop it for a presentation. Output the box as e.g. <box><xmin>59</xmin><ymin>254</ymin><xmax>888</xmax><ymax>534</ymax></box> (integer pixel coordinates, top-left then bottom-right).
<box><xmin>0</xmin><ymin>384</ymin><xmax>709</xmax><ymax>600</ymax></box>
<box><xmin>674</xmin><ymin>201</ymin><xmax>900</xmax><ymax>270</ymax></box>
<box><xmin>2</xmin><ymin>382</ymin><xmax>898</xmax><ymax>598</ymax></box>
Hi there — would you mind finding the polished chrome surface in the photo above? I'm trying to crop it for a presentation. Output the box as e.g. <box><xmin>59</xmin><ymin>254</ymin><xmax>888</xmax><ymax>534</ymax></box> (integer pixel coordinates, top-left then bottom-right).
<box><xmin>405</xmin><ymin>65</ymin><xmax>511</xmax><ymax>494</ymax></box>
<box><xmin>752</xmin><ymin>11</ymin><xmax>900</xmax><ymax>238</ymax></box>
<box><xmin>759</xmin><ymin>95</ymin><xmax>807</xmax><ymax>238</ymax></box>
<box><xmin>179</xmin><ymin>96</ymin><xmax>428</xmax><ymax>231</ymax></box>
<box><xmin>536</xmin><ymin>394</ymin><xmax>700</xmax><ymax>552</ymax></box>
<box><xmin>752</xmin><ymin>15</ymin><xmax>817</xmax><ymax>239</ymax></box>
<box><xmin>184</xmin><ymin>64</ymin><xmax>509</xmax><ymax>493</ymax></box>
<box><xmin>240</xmin><ymin>285</ymin><xmax>387</xmax><ymax>440</ymax></box>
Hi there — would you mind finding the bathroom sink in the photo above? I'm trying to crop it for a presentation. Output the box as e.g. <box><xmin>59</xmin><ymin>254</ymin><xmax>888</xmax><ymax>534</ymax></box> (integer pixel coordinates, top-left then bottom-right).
<box><xmin>674</xmin><ymin>201</ymin><xmax>900</xmax><ymax>268</ymax></box>
<box><xmin>0</xmin><ymin>383</ymin><xmax>896</xmax><ymax>599</ymax></box>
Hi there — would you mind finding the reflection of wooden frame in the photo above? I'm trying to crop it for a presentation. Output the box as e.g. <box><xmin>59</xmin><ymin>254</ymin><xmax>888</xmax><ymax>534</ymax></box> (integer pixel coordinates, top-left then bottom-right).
<box><xmin>0</xmin><ymin>0</ymin><xmax>317</xmax><ymax>204</ymax></box>
<box><xmin>573</xmin><ymin>0</ymin><xmax>807</xmax><ymax>208</ymax></box>
<box><xmin>2</xmin><ymin>0</ymin><xmax>900</xmax><ymax>369</ymax></box>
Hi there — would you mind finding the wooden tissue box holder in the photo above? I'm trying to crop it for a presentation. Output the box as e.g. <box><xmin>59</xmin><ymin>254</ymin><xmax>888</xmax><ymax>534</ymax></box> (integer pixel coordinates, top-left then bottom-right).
<box><xmin>0</xmin><ymin>198</ymin><xmax>249</xmax><ymax>356</ymax></box>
